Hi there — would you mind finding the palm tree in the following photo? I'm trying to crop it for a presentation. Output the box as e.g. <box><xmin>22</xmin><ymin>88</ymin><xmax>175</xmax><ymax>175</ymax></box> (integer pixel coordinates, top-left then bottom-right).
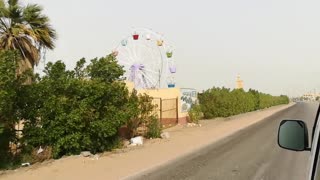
<box><xmin>0</xmin><ymin>0</ymin><xmax>56</xmax><ymax>73</ymax></box>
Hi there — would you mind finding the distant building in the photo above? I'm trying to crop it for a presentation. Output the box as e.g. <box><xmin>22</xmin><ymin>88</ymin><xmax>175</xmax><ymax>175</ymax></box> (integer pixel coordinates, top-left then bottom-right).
<box><xmin>302</xmin><ymin>93</ymin><xmax>320</xmax><ymax>101</ymax></box>
<box><xmin>236</xmin><ymin>74</ymin><xmax>244</xmax><ymax>89</ymax></box>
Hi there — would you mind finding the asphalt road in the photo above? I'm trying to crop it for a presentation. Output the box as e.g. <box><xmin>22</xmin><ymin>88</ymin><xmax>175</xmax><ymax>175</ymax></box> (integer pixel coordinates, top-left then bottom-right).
<box><xmin>135</xmin><ymin>102</ymin><xmax>318</xmax><ymax>180</ymax></box>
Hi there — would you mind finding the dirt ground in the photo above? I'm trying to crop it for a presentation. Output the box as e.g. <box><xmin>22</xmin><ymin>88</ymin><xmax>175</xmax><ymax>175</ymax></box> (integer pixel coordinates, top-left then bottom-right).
<box><xmin>0</xmin><ymin>103</ymin><xmax>294</xmax><ymax>180</ymax></box>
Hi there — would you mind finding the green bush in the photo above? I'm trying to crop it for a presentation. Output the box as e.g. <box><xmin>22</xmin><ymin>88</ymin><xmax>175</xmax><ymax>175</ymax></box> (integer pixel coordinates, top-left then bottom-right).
<box><xmin>0</xmin><ymin>50</ymin><xmax>25</xmax><ymax>168</ymax></box>
<box><xmin>146</xmin><ymin>116</ymin><xmax>161</xmax><ymax>138</ymax></box>
<box><xmin>199</xmin><ymin>87</ymin><xmax>289</xmax><ymax>119</ymax></box>
<box><xmin>21</xmin><ymin>55</ymin><xmax>131</xmax><ymax>158</ymax></box>
<box><xmin>0</xmin><ymin>50</ymin><xmax>159</xmax><ymax>165</ymax></box>
<box><xmin>188</xmin><ymin>104</ymin><xmax>203</xmax><ymax>124</ymax></box>
<box><xmin>126</xmin><ymin>90</ymin><xmax>156</xmax><ymax>138</ymax></box>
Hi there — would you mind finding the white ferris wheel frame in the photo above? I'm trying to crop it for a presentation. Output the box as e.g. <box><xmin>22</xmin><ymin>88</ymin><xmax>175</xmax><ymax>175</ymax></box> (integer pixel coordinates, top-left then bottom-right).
<box><xmin>115</xmin><ymin>27</ymin><xmax>175</xmax><ymax>89</ymax></box>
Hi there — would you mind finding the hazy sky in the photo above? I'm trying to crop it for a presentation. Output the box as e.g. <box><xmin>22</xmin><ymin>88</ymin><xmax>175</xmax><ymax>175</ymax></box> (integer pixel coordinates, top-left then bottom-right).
<box><xmin>24</xmin><ymin>0</ymin><xmax>320</xmax><ymax>96</ymax></box>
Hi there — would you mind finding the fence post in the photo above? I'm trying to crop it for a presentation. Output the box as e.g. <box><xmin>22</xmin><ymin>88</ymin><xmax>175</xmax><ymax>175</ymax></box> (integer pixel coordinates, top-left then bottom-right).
<box><xmin>176</xmin><ymin>97</ymin><xmax>179</xmax><ymax>124</ymax></box>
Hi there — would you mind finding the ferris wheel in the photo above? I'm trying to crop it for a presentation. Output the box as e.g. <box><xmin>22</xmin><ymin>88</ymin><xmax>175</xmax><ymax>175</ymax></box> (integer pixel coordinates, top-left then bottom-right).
<box><xmin>114</xmin><ymin>28</ymin><xmax>176</xmax><ymax>89</ymax></box>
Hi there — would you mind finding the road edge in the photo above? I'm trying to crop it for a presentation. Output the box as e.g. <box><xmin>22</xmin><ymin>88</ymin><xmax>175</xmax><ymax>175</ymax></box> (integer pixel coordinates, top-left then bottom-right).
<box><xmin>123</xmin><ymin>103</ymin><xmax>296</xmax><ymax>180</ymax></box>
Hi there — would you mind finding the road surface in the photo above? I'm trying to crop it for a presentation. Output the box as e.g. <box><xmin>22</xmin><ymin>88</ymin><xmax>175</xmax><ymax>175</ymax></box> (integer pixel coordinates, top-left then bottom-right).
<box><xmin>135</xmin><ymin>102</ymin><xmax>318</xmax><ymax>180</ymax></box>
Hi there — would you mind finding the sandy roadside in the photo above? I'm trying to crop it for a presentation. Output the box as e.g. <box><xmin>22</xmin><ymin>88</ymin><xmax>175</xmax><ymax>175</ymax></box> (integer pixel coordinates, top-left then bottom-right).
<box><xmin>0</xmin><ymin>103</ymin><xmax>295</xmax><ymax>180</ymax></box>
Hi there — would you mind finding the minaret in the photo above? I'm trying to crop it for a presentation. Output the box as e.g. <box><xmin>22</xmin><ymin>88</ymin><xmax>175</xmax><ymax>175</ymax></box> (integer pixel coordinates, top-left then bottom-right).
<box><xmin>236</xmin><ymin>74</ymin><xmax>244</xmax><ymax>89</ymax></box>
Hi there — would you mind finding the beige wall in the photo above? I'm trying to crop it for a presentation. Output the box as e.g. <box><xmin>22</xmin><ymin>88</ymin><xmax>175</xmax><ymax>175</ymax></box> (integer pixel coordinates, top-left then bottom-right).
<box><xmin>139</xmin><ymin>88</ymin><xmax>178</xmax><ymax>119</ymax></box>
<box><xmin>125</xmin><ymin>81</ymin><xmax>135</xmax><ymax>93</ymax></box>
<box><xmin>125</xmin><ymin>81</ymin><xmax>188</xmax><ymax>120</ymax></box>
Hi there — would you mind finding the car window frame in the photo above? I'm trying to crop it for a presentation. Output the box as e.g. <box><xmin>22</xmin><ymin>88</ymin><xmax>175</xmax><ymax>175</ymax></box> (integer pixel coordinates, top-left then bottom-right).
<box><xmin>312</xmin><ymin>104</ymin><xmax>320</xmax><ymax>142</ymax></box>
<box><xmin>309</xmin><ymin>104</ymin><xmax>320</xmax><ymax>180</ymax></box>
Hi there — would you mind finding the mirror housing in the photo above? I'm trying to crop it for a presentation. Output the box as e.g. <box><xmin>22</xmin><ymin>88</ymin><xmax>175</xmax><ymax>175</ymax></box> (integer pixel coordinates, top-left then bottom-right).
<box><xmin>278</xmin><ymin>120</ymin><xmax>310</xmax><ymax>151</ymax></box>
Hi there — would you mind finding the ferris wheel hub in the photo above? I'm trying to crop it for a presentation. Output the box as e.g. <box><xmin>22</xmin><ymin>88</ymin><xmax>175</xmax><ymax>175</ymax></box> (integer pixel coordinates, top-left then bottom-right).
<box><xmin>130</xmin><ymin>63</ymin><xmax>144</xmax><ymax>71</ymax></box>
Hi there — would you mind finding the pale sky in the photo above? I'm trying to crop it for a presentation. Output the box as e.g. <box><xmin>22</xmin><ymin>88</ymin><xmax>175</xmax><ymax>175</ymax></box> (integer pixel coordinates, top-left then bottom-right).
<box><xmin>25</xmin><ymin>0</ymin><xmax>320</xmax><ymax>97</ymax></box>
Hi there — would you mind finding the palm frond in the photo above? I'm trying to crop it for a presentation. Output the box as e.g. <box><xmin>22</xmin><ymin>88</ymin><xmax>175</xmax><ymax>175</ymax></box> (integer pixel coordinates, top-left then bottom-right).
<box><xmin>0</xmin><ymin>0</ymin><xmax>56</xmax><ymax>72</ymax></box>
<box><xmin>8</xmin><ymin>0</ymin><xmax>17</xmax><ymax>6</ymax></box>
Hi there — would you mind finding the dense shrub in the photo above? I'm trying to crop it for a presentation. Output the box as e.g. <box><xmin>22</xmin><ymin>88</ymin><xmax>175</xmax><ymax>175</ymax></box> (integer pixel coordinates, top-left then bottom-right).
<box><xmin>126</xmin><ymin>90</ymin><xmax>158</xmax><ymax>138</ymax></box>
<box><xmin>0</xmin><ymin>51</ymin><xmax>26</xmax><ymax>168</ymax></box>
<box><xmin>146</xmin><ymin>116</ymin><xmax>161</xmax><ymax>138</ymax></box>
<box><xmin>188</xmin><ymin>104</ymin><xmax>203</xmax><ymax>124</ymax></box>
<box><xmin>0</xmin><ymin>50</ymin><xmax>159</xmax><ymax>170</ymax></box>
<box><xmin>20</xmin><ymin>55</ymin><xmax>133</xmax><ymax>158</ymax></box>
<box><xmin>199</xmin><ymin>87</ymin><xmax>289</xmax><ymax>119</ymax></box>
<box><xmin>0</xmin><ymin>50</ymin><xmax>159</xmax><ymax>165</ymax></box>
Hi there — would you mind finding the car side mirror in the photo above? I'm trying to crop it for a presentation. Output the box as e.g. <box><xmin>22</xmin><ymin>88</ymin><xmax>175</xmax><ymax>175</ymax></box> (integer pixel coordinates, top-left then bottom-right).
<box><xmin>278</xmin><ymin>120</ymin><xmax>310</xmax><ymax>151</ymax></box>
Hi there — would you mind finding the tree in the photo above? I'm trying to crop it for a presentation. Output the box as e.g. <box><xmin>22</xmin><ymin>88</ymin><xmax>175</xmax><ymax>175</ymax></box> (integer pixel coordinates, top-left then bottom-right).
<box><xmin>21</xmin><ymin>55</ymin><xmax>130</xmax><ymax>158</ymax></box>
<box><xmin>0</xmin><ymin>50</ymin><xmax>24</xmax><ymax>167</ymax></box>
<box><xmin>199</xmin><ymin>87</ymin><xmax>289</xmax><ymax>119</ymax></box>
<box><xmin>0</xmin><ymin>0</ymin><xmax>56</xmax><ymax>73</ymax></box>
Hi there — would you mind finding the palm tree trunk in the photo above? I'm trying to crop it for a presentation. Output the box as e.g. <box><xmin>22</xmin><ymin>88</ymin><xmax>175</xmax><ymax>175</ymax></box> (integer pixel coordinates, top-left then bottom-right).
<box><xmin>17</xmin><ymin>58</ymin><xmax>33</xmax><ymax>84</ymax></box>
<box><xmin>17</xmin><ymin>58</ymin><xmax>33</xmax><ymax>74</ymax></box>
